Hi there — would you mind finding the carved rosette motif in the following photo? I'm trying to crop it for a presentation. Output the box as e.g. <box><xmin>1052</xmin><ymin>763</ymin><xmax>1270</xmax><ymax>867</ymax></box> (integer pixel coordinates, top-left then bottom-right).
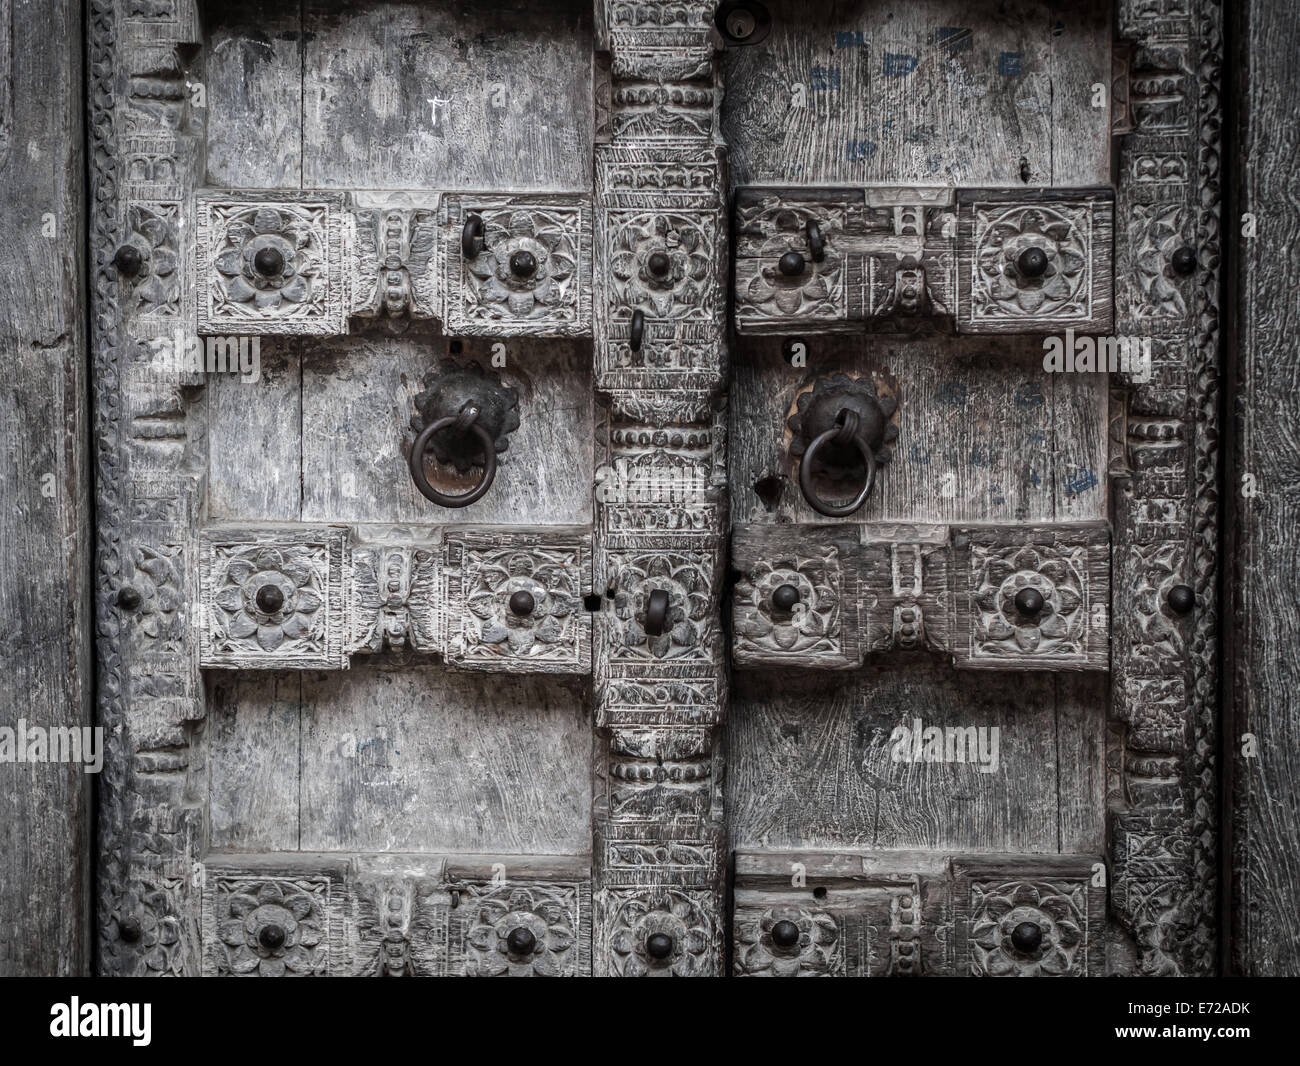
<box><xmin>208</xmin><ymin>879</ymin><xmax>332</xmax><ymax>978</ymax></box>
<box><xmin>970</xmin><ymin>544</ymin><xmax>1087</xmax><ymax>661</ymax></box>
<box><xmin>460</xmin><ymin>207</ymin><xmax>584</xmax><ymax>327</ymax></box>
<box><xmin>609</xmin><ymin>551</ymin><xmax>714</xmax><ymax>663</ymax></box>
<box><xmin>197</xmin><ymin>194</ymin><xmax>347</xmax><ymax>335</ymax></box>
<box><xmin>734</xmin><ymin>201</ymin><xmax>847</xmax><ymax>325</ymax></box>
<box><xmin>602</xmin><ymin>888</ymin><xmax>718</xmax><ymax>977</ymax></box>
<box><xmin>733</xmin><ymin>553</ymin><xmax>842</xmax><ymax>661</ymax></box>
<box><xmin>201</xmin><ymin>531</ymin><xmax>346</xmax><ymax>670</ymax></box>
<box><xmin>463</xmin><ymin>885</ymin><xmax>580</xmax><ymax>977</ymax></box>
<box><xmin>103</xmin><ymin>878</ymin><xmax>188</xmax><ymax>977</ymax></box>
<box><xmin>734</xmin><ymin>905</ymin><xmax>842</xmax><ymax>977</ymax></box>
<box><xmin>968</xmin><ymin>881</ymin><xmax>1089</xmax><ymax>977</ymax></box>
<box><xmin>120</xmin><ymin>202</ymin><xmax>181</xmax><ymax>317</ymax></box>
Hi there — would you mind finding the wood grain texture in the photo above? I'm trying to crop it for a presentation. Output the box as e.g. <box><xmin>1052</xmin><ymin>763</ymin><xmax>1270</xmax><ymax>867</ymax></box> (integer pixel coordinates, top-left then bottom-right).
<box><xmin>1228</xmin><ymin>0</ymin><xmax>1300</xmax><ymax>977</ymax></box>
<box><xmin>720</xmin><ymin>0</ymin><xmax>1112</xmax><ymax>189</ymax></box>
<box><xmin>0</xmin><ymin>0</ymin><xmax>90</xmax><ymax>975</ymax></box>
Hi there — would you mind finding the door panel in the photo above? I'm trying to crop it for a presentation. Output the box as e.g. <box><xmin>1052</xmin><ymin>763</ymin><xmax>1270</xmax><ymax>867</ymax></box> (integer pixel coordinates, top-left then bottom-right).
<box><xmin>89</xmin><ymin>0</ymin><xmax>1224</xmax><ymax>977</ymax></box>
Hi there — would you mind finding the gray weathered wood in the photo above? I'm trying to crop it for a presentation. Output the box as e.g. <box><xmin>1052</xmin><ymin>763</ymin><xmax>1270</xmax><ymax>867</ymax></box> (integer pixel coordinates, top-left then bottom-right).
<box><xmin>0</xmin><ymin>0</ymin><xmax>90</xmax><ymax>976</ymax></box>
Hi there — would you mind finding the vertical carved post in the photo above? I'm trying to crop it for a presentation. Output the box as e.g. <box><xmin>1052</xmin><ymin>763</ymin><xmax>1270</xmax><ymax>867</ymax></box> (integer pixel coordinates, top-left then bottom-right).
<box><xmin>1108</xmin><ymin>0</ymin><xmax>1221</xmax><ymax>976</ymax></box>
<box><xmin>591</xmin><ymin>1</ymin><xmax>729</xmax><ymax>975</ymax></box>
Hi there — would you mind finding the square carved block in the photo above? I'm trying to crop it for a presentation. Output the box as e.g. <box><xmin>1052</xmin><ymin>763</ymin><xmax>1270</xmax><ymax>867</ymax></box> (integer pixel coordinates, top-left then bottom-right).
<box><xmin>956</xmin><ymin>189</ymin><xmax>1114</xmax><ymax>334</ymax></box>
<box><xmin>952</xmin><ymin>856</ymin><xmax>1106</xmax><ymax>977</ymax></box>
<box><xmin>595</xmin><ymin>886</ymin><xmax>723</xmax><ymax>977</ymax></box>
<box><xmin>196</xmin><ymin>192</ymin><xmax>349</xmax><ymax>336</ymax></box>
<box><xmin>953</xmin><ymin>524</ymin><xmax>1110</xmax><ymax>671</ymax></box>
<box><xmin>442</xmin><ymin>195</ymin><xmax>592</xmax><ymax>337</ymax></box>
<box><xmin>443</xmin><ymin>529</ymin><xmax>592</xmax><ymax>674</ymax></box>
<box><xmin>730</xmin><ymin>525</ymin><xmax>861</xmax><ymax>669</ymax></box>
<box><xmin>733</xmin><ymin>189</ymin><xmax>861</xmax><ymax>334</ymax></box>
<box><xmin>201</xmin><ymin>859</ymin><xmax>348</xmax><ymax>977</ymax></box>
<box><xmin>200</xmin><ymin>526</ymin><xmax>348</xmax><ymax>670</ymax></box>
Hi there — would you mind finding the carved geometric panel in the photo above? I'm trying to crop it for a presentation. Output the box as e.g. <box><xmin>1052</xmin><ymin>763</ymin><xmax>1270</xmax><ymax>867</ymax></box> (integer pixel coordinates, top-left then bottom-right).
<box><xmin>200</xmin><ymin>526</ymin><xmax>348</xmax><ymax>670</ymax></box>
<box><xmin>196</xmin><ymin>192</ymin><xmax>349</xmax><ymax>336</ymax></box>
<box><xmin>202</xmin><ymin>871</ymin><xmax>345</xmax><ymax>977</ymax></box>
<box><xmin>595</xmin><ymin>886</ymin><xmax>722</xmax><ymax>977</ymax></box>
<box><xmin>956</xmin><ymin>189</ymin><xmax>1114</xmax><ymax>334</ymax></box>
<box><xmin>605</xmin><ymin>548</ymin><xmax>717</xmax><ymax>666</ymax></box>
<box><xmin>953</xmin><ymin>524</ymin><xmax>1110</xmax><ymax>671</ymax></box>
<box><xmin>443</xmin><ymin>530</ymin><xmax>592</xmax><ymax>674</ymax></box>
<box><xmin>442</xmin><ymin>196</ymin><xmax>592</xmax><ymax>337</ymax></box>
<box><xmin>451</xmin><ymin>880</ymin><xmax>590</xmax><ymax>977</ymax></box>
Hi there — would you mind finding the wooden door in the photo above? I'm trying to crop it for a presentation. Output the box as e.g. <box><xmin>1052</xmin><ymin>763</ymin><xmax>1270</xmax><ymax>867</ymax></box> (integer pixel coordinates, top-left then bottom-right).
<box><xmin>89</xmin><ymin>0</ymin><xmax>1223</xmax><ymax>977</ymax></box>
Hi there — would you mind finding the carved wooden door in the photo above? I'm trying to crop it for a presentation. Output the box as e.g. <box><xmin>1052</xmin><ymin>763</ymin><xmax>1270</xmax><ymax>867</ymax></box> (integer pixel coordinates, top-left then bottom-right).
<box><xmin>91</xmin><ymin>0</ymin><xmax>1222</xmax><ymax>977</ymax></box>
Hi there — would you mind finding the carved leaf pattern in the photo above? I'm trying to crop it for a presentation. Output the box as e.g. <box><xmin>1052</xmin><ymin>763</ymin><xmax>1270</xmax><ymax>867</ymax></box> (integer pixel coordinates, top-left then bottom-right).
<box><xmin>734</xmin><ymin>905</ymin><xmax>841</xmax><ymax>977</ymax></box>
<box><xmin>733</xmin><ymin>554</ymin><xmax>841</xmax><ymax>657</ymax></box>
<box><xmin>971</xmin><ymin>204</ymin><xmax>1091</xmax><ymax>319</ymax></box>
<box><xmin>968</xmin><ymin>880</ymin><xmax>1088</xmax><ymax>977</ymax></box>
<box><xmin>971</xmin><ymin>544</ymin><xmax>1086</xmax><ymax>660</ymax></box>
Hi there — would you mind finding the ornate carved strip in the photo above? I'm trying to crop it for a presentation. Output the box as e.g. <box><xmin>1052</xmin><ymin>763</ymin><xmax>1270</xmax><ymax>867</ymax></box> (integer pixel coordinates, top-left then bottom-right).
<box><xmin>731</xmin><ymin>523</ymin><xmax>1109</xmax><ymax>671</ymax></box>
<box><xmin>591</xmin><ymin>0</ymin><xmax>728</xmax><ymax>976</ymax></box>
<box><xmin>196</xmin><ymin>525</ymin><xmax>592</xmax><ymax>675</ymax></box>
<box><xmin>1107</xmin><ymin>0</ymin><xmax>1221</xmax><ymax>977</ymax></box>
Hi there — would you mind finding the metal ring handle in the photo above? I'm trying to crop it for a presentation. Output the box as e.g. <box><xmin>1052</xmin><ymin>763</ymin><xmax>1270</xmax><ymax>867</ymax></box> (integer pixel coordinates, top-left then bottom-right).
<box><xmin>409</xmin><ymin>415</ymin><xmax>498</xmax><ymax>508</ymax></box>
<box><xmin>629</xmin><ymin>309</ymin><xmax>645</xmax><ymax>352</ymax></box>
<box><xmin>798</xmin><ymin>410</ymin><xmax>878</xmax><ymax>518</ymax></box>
<box><xmin>461</xmin><ymin>214</ymin><xmax>486</xmax><ymax>259</ymax></box>
<box><xmin>644</xmin><ymin>588</ymin><xmax>670</xmax><ymax>636</ymax></box>
<box><xmin>806</xmin><ymin>219</ymin><xmax>825</xmax><ymax>262</ymax></box>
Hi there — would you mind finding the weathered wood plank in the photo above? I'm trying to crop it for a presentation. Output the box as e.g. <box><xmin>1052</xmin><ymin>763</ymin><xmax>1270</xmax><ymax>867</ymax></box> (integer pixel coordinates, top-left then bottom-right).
<box><xmin>0</xmin><ymin>0</ymin><xmax>90</xmax><ymax>976</ymax></box>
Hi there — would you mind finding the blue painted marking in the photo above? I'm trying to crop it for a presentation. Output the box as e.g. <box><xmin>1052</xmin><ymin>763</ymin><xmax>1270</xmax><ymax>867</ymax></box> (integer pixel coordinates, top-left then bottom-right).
<box><xmin>1062</xmin><ymin>468</ymin><xmax>1099</xmax><ymax>495</ymax></box>
<box><xmin>1027</xmin><ymin>428</ymin><xmax>1046</xmax><ymax>444</ymax></box>
<box><xmin>846</xmin><ymin>140</ymin><xmax>878</xmax><ymax>162</ymax></box>
<box><xmin>835</xmin><ymin>30</ymin><xmax>867</xmax><ymax>49</ymax></box>
<box><xmin>1029</xmin><ymin>469</ymin><xmax>1042</xmax><ymax>487</ymax></box>
<box><xmin>907</xmin><ymin>443</ymin><xmax>931</xmax><ymax>464</ymax></box>
<box><xmin>811</xmin><ymin>66</ymin><xmax>841</xmax><ymax>91</ymax></box>
<box><xmin>998</xmin><ymin>52</ymin><xmax>1023</xmax><ymax>76</ymax></box>
<box><xmin>969</xmin><ymin>444</ymin><xmax>992</xmax><ymax>468</ymax></box>
<box><xmin>883</xmin><ymin>53</ymin><xmax>918</xmax><ymax>77</ymax></box>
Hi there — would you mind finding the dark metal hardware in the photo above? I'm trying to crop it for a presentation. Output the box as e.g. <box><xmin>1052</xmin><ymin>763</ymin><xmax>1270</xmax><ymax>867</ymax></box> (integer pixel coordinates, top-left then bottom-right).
<box><xmin>644</xmin><ymin>588</ymin><xmax>670</xmax><ymax>637</ymax></box>
<box><xmin>409</xmin><ymin>359</ymin><xmax>519</xmax><ymax>509</ymax></box>
<box><xmin>112</xmin><ymin>244</ymin><xmax>143</xmax><ymax>277</ymax></box>
<box><xmin>506</xmin><ymin>926</ymin><xmax>537</xmax><ymax>955</ymax></box>
<box><xmin>771</xmin><ymin>583</ymin><xmax>800</xmax><ymax>612</ymax></box>
<box><xmin>509</xmin><ymin>590</ymin><xmax>536</xmax><ymax>617</ymax></box>
<box><xmin>1010</xmin><ymin>921</ymin><xmax>1043</xmax><ymax>954</ymax></box>
<box><xmin>255</xmin><ymin>584</ymin><xmax>285</xmax><ymax>614</ymax></box>
<box><xmin>258</xmin><ymin>923</ymin><xmax>287</xmax><ymax>950</ymax></box>
<box><xmin>645</xmin><ymin>932</ymin><xmax>675</xmax><ymax>959</ymax></box>
<box><xmin>509</xmin><ymin>249</ymin><xmax>537</xmax><ymax>278</ymax></box>
<box><xmin>1017</xmin><ymin>246</ymin><xmax>1049</xmax><ymax>278</ymax></box>
<box><xmin>253</xmin><ymin>246</ymin><xmax>285</xmax><ymax>277</ymax></box>
<box><xmin>778</xmin><ymin>250</ymin><xmax>806</xmax><ymax>277</ymax></box>
<box><xmin>770</xmin><ymin>919</ymin><xmax>800</xmax><ymax>948</ymax></box>
<box><xmin>117</xmin><ymin>915</ymin><xmax>142</xmax><ymax>943</ymax></box>
<box><xmin>715</xmin><ymin>1</ymin><xmax>772</xmax><ymax>47</ymax></box>
<box><xmin>647</xmin><ymin>250</ymin><xmax>672</xmax><ymax>278</ymax></box>
<box><xmin>806</xmin><ymin>220</ymin><xmax>825</xmax><ymax>262</ymax></box>
<box><xmin>789</xmin><ymin>374</ymin><xmax>898</xmax><ymax>519</ymax></box>
<box><xmin>1014</xmin><ymin>587</ymin><xmax>1045</xmax><ymax>617</ymax></box>
<box><xmin>461</xmin><ymin>213</ymin><xmax>486</xmax><ymax>259</ymax></box>
<box><xmin>1171</xmin><ymin>245</ymin><xmax>1198</xmax><ymax>276</ymax></box>
<box><xmin>629</xmin><ymin>309</ymin><xmax>645</xmax><ymax>352</ymax></box>
<box><xmin>1167</xmin><ymin>583</ymin><xmax>1196</xmax><ymax>614</ymax></box>
<box><xmin>116</xmin><ymin>585</ymin><xmax>141</xmax><ymax>611</ymax></box>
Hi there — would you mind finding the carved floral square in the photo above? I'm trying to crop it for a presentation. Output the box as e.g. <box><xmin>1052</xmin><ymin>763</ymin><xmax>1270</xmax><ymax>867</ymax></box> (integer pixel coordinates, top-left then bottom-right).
<box><xmin>211</xmin><ymin>545</ymin><xmax>326</xmax><ymax>655</ymax></box>
<box><xmin>608</xmin><ymin>889</ymin><xmax>715</xmax><ymax>977</ymax></box>
<box><xmin>463</xmin><ymin>547</ymin><xmax>580</xmax><ymax>661</ymax></box>
<box><xmin>735</xmin><ymin>905</ymin><xmax>840</xmax><ymax>977</ymax></box>
<box><xmin>464</xmin><ymin>885</ymin><xmax>578</xmax><ymax>977</ymax></box>
<box><xmin>464</xmin><ymin>209</ymin><xmax>580</xmax><ymax>321</ymax></box>
<box><xmin>215</xmin><ymin>880</ymin><xmax>328</xmax><ymax>977</ymax></box>
<box><xmin>738</xmin><ymin>205</ymin><xmax>844</xmax><ymax>320</ymax></box>
<box><xmin>969</xmin><ymin>880</ymin><xmax>1087</xmax><ymax>977</ymax></box>
<box><xmin>612</xmin><ymin>553</ymin><xmax>712</xmax><ymax>660</ymax></box>
<box><xmin>972</xmin><ymin>204</ymin><xmax>1090</xmax><ymax>320</ymax></box>
<box><xmin>971</xmin><ymin>544</ymin><xmax>1086</xmax><ymax>658</ymax></box>
<box><xmin>734</xmin><ymin>554</ymin><xmax>840</xmax><ymax>656</ymax></box>
<box><xmin>609</xmin><ymin>211</ymin><xmax>713</xmax><ymax>318</ymax></box>
<box><xmin>207</xmin><ymin>203</ymin><xmax>330</xmax><ymax>321</ymax></box>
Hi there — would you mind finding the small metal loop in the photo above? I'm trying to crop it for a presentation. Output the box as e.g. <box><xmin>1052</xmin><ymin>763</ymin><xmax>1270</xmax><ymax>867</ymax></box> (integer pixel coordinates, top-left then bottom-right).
<box><xmin>409</xmin><ymin>416</ymin><xmax>498</xmax><ymax>508</ymax></box>
<box><xmin>629</xmin><ymin>309</ymin><xmax>645</xmax><ymax>352</ymax></box>
<box><xmin>644</xmin><ymin>588</ymin><xmax>670</xmax><ymax>637</ymax></box>
<box><xmin>798</xmin><ymin>420</ymin><xmax>878</xmax><ymax>518</ymax></box>
<box><xmin>832</xmin><ymin>408</ymin><xmax>859</xmax><ymax>446</ymax></box>
<box><xmin>453</xmin><ymin>403</ymin><xmax>480</xmax><ymax>433</ymax></box>
<box><xmin>461</xmin><ymin>214</ymin><xmax>486</xmax><ymax>259</ymax></box>
<box><xmin>806</xmin><ymin>219</ymin><xmax>825</xmax><ymax>262</ymax></box>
